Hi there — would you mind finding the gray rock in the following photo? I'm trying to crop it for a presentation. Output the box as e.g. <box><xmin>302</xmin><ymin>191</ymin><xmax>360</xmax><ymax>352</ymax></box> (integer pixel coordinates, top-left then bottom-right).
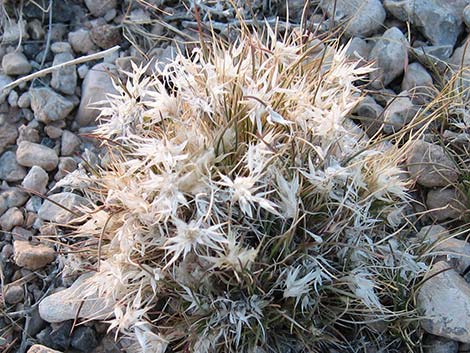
<box><xmin>71</xmin><ymin>326</ymin><xmax>98</xmax><ymax>352</ymax></box>
<box><xmin>0</xmin><ymin>74</ymin><xmax>13</xmax><ymax>104</ymax></box>
<box><xmin>353</xmin><ymin>95</ymin><xmax>384</xmax><ymax>136</ymax></box>
<box><xmin>0</xmin><ymin>196</ymin><xmax>6</xmax><ymax>216</ymax></box>
<box><xmin>4</xmin><ymin>284</ymin><xmax>24</xmax><ymax>304</ymax></box>
<box><xmin>2</xmin><ymin>52</ymin><xmax>31</xmax><ymax>75</ymax></box>
<box><xmin>424</xmin><ymin>335</ymin><xmax>459</xmax><ymax>353</ymax></box>
<box><xmin>44</xmin><ymin>126</ymin><xmax>63</xmax><ymax>139</ymax></box>
<box><xmin>2</xmin><ymin>20</ymin><xmax>27</xmax><ymax>43</ymax></box>
<box><xmin>346</xmin><ymin>37</ymin><xmax>371</xmax><ymax>64</ymax></box>
<box><xmin>417</xmin><ymin>225</ymin><xmax>470</xmax><ymax>274</ymax></box>
<box><xmin>68</xmin><ymin>29</ymin><xmax>96</xmax><ymax>54</ymax></box>
<box><xmin>76</xmin><ymin>63</ymin><xmax>118</xmax><ymax>126</ymax></box>
<box><xmin>0</xmin><ymin>121</ymin><xmax>17</xmax><ymax>154</ymax></box>
<box><xmin>320</xmin><ymin>0</ymin><xmax>386</xmax><ymax>37</ymax></box>
<box><xmin>448</xmin><ymin>40</ymin><xmax>470</xmax><ymax>92</ymax></box>
<box><xmin>61</xmin><ymin>130</ymin><xmax>81</xmax><ymax>156</ymax></box>
<box><xmin>28</xmin><ymin>19</ymin><xmax>45</xmax><ymax>40</ymax></box>
<box><xmin>22</xmin><ymin>166</ymin><xmax>49</xmax><ymax>194</ymax></box>
<box><xmin>27</xmin><ymin>345</ymin><xmax>62</xmax><ymax>353</ymax></box>
<box><xmin>407</xmin><ymin>140</ymin><xmax>459</xmax><ymax>188</ymax></box>
<box><xmin>49</xmin><ymin>321</ymin><xmax>72</xmax><ymax>351</ymax></box>
<box><xmin>369</xmin><ymin>27</ymin><xmax>408</xmax><ymax>89</ymax></box>
<box><xmin>39</xmin><ymin>273</ymin><xmax>114</xmax><ymax>323</ymax></box>
<box><xmin>55</xmin><ymin>157</ymin><xmax>78</xmax><ymax>181</ymax></box>
<box><xmin>8</xmin><ymin>90</ymin><xmax>18</xmax><ymax>107</ymax></box>
<box><xmin>17</xmin><ymin>124</ymin><xmax>40</xmax><ymax>144</ymax></box>
<box><xmin>418</xmin><ymin>261</ymin><xmax>470</xmax><ymax>343</ymax></box>
<box><xmin>383</xmin><ymin>91</ymin><xmax>417</xmax><ymax>134</ymax></box>
<box><xmin>17</xmin><ymin>92</ymin><xmax>31</xmax><ymax>109</ymax></box>
<box><xmin>384</xmin><ymin>0</ymin><xmax>466</xmax><ymax>47</ymax></box>
<box><xmin>465</xmin><ymin>5</ymin><xmax>470</xmax><ymax>28</ymax></box>
<box><xmin>0</xmin><ymin>207</ymin><xmax>24</xmax><ymax>231</ymax></box>
<box><xmin>50</xmin><ymin>42</ymin><xmax>72</xmax><ymax>54</ymax></box>
<box><xmin>427</xmin><ymin>188</ymin><xmax>467</xmax><ymax>221</ymax></box>
<box><xmin>38</xmin><ymin>192</ymin><xmax>88</xmax><ymax>223</ymax></box>
<box><xmin>51</xmin><ymin>53</ymin><xmax>77</xmax><ymax>95</ymax></box>
<box><xmin>1</xmin><ymin>187</ymin><xmax>28</xmax><ymax>208</ymax></box>
<box><xmin>402</xmin><ymin>62</ymin><xmax>435</xmax><ymax>104</ymax></box>
<box><xmin>13</xmin><ymin>240</ymin><xmax>55</xmax><ymax>270</ymax></box>
<box><xmin>16</xmin><ymin>141</ymin><xmax>59</xmax><ymax>171</ymax></box>
<box><xmin>90</xmin><ymin>24</ymin><xmax>122</xmax><ymax>49</ymax></box>
<box><xmin>0</xmin><ymin>151</ymin><xmax>27</xmax><ymax>182</ymax></box>
<box><xmin>84</xmin><ymin>0</ymin><xmax>117</xmax><ymax>17</ymax></box>
<box><xmin>30</xmin><ymin>87</ymin><xmax>75</xmax><ymax>124</ymax></box>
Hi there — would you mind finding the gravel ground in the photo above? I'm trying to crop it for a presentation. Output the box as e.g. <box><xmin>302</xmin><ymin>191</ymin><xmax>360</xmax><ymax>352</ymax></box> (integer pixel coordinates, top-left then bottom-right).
<box><xmin>1</xmin><ymin>0</ymin><xmax>470</xmax><ymax>352</ymax></box>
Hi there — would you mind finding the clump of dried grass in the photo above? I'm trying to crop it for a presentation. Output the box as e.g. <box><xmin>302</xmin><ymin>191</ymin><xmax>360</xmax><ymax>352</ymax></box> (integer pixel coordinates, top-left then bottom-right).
<box><xmin>57</xmin><ymin>23</ymin><xmax>429</xmax><ymax>352</ymax></box>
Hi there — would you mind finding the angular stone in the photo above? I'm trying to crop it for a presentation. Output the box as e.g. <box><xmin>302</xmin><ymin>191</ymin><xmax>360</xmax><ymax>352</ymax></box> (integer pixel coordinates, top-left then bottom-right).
<box><xmin>402</xmin><ymin>62</ymin><xmax>435</xmax><ymax>104</ymax></box>
<box><xmin>84</xmin><ymin>0</ymin><xmax>117</xmax><ymax>17</ymax></box>
<box><xmin>407</xmin><ymin>140</ymin><xmax>459</xmax><ymax>188</ymax></box>
<box><xmin>68</xmin><ymin>29</ymin><xmax>96</xmax><ymax>54</ymax></box>
<box><xmin>418</xmin><ymin>261</ymin><xmax>470</xmax><ymax>343</ymax></box>
<box><xmin>38</xmin><ymin>192</ymin><xmax>88</xmax><ymax>223</ymax></box>
<box><xmin>369</xmin><ymin>27</ymin><xmax>408</xmax><ymax>89</ymax></box>
<box><xmin>353</xmin><ymin>95</ymin><xmax>384</xmax><ymax>136</ymax></box>
<box><xmin>16</xmin><ymin>141</ymin><xmax>59</xmax><ymax>171</ymax></box>
<box><xmin>39</xmin><ymin>273</ymin><xmax>114</xmax><ymax>323</ymax></box>
<box><xmin>0</xmin><ymin>151</ymin><xmax>27</xmax><ymax>182</ymax></box>
<box><xmin>22</xmin><ymin>166</ymin><xmax>49</xmax><ymax>194</ymax></box>
<box><xmin>0</xmin><ymin>121</ymin><xmax>17</xmax><ymax>154</ymax></box>
<box><xmin>76</xmin><ymin>63</ymin><xmax>118</xmax><ymax>126</ymax></box>
<box><xmin>427</xmin><ymin>188</ymin><xmax>466</xmax><ymax>221</ymax></box>
<box><xmin>2</xmin><ymin>52</ymin><xmax>32</xmax><ymax>75</ymax></box>
<box><xmin>320</xmin><ymin>0</ymin><xmax>386</xmax><ymax>37</ymax></box>
<box><xmin>30</xmin><ymin>87</ymin><xmax>75</xmax><ymax>124</ymax></box>
<box><xmin>384</xmin><ymin>0</ymin><xmax>466</xmax><ymax>47</ymax></box>
<box><xmin>61</xmin><ymin>130</ymin><xmax>81</xmax><ymax>156</ymax></box>
<box><xmin>27</xmin><ymin>344</ymin><xmax>63</xmax><ymax>353</ymax></box>
<box><xmin>13</xmin><ymin>240</ymin><xmax>55</xmax><ymax>270</ymax></box>
<box><xmin>0</xmin><ymin>207</ymin><xmax>24</xmax><ymax>231</ymax></box>
<box><xmin>383</xmin><ymin>91</ymin><xmax>417</xmax><ymax>134</ymax></box>
<box><xmin>90</xmin><ymin>25</ymin><xmax>121</xmax><ymax>49</ymax></box>
<box><xmin>51</xmin><ymin>53</ymin><xmax>77</xmax><ymax>95</ymax></box>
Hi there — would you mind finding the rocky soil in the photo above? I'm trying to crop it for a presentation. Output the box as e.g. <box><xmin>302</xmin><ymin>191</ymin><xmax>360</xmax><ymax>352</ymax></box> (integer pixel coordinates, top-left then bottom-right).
<box><xmin>0</xmin><ymin>0</ymin><xmax>470</xmax><ymax>352</ymax></box>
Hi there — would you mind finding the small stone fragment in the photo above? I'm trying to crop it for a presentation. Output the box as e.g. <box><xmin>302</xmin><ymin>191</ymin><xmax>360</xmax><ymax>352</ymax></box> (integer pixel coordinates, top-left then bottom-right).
<box><xmin>2</xmin><ymin>52</ymin><xmax>31</xmax><ymax>75</ymax></box>
<box><xmin>30</xmin><ymin>88</ymin><xmax>75</xmax><ymax>124</ymax></box>
<box><xmin>38</xmin><ymin>192</ymin><xmax>88</xmax><ymax>223</ymax></box>
<box><xmin>320</xmin><ymin>0</ymin><xmax>386</xmax><ymax>37</ymax></box>
<box><xmin>0</xmin><ymin>207</ymin><xmax>24</xmax><ymax>231</ymax></box>
<box><xmin>369</xmin><ymin>27</ymin><xmax>408</xmax><ymax>89</ymax></box>
<box><xmin>76</xmin><ymin>63</ymin><xmax>118</xmax><ymax>126</ymax></box>
<box><xmin>27</xmin><ymin>344</ymin><xmax>63</xmax><ymax>353</ymax></box>
<box><xmin>51</xmin><ymin>53</ymin><xmax>77</xmax><ymax>95</ymax></box>
<box><xmin>68</xmin><ymin>29</ymin><xmax>96</xmax><ymax>54</ymax></box>
<box><xmin>4</xmin><ymin>284</ymin><xmax>24</xmax><ymax>304</ymax></box>
<box><xmin>402</xmin><ymin>62</ymin><xmax>435</xmax><ymax>104</ymax></box>
<box><xmin>22</xmin><ymin>166</ymin><xmax>49</xmax><ymax>194</ymax></box>
<box><xmin>407</xmin><ymin>140</ymin><xmax>459</xmax><ymax>188</ymax></box>
<box><xmin>61</xmin><ymin>130</ymin><xmax>81</xmax><ymax>156</ymax></box>
<box><xmin>13</xmin><ymin>240</ymin><xmax>55</xmax><ymax>270</ymax></box>
<box><xmin>0</xmin><ymin>120</ymin><xmax>18</xmax><ymax>154</ymax></box>
<box><xmin>39</xmin><ymin>273</ymin><xmax>114</xmax><ymax>323</ymax></box>
<box><xmin>90</xmin><ymin>24</ymin><xmax>122</xmax><ymax>49</ymax></box>
<box><xmin>427</xmin><ymin>188</ymin><xmax>467</xmax><ymax>221</ymax></box>
<box><xmin>71</xmin><ymin>326</ymin><xmax>98</xmax><ymax>352</ymax></box>
<box><xmin>0</xmin><ymin>151</ymin><xmax>27</xmax><ymax>182</ymax></box>
<box><xmin>16</xmin><ymin>141</ymin><xmax>59</xmax><ymax>171</ymax></box>
<box><xmin>383</xmin><ymin>91</ymin><xmax>417</xmax><ymax>134</ymax></box>
<box><xmin>84</xmin><ymin>0</ymin><xmax>117</xmax><ymax>17</ymax></box>
<box><xmin>418</xmin><ymin>261</ymin><xmax>470</xmax><ymax>343</ymax></box>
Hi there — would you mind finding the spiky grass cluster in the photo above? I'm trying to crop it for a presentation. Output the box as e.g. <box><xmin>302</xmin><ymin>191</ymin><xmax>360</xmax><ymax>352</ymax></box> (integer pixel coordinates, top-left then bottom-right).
<box><xmin>59</xmin><ymin>26</ymin><xmax>428</xmax><ymax>352</ymax></box>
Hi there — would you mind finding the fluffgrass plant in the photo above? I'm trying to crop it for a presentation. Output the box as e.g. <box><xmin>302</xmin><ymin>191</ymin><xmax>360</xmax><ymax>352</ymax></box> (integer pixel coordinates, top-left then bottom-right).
<box><xmin>55</xmin><ymin>23</ymin><xmax>429</xmax><ymax>352</ymax></box>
